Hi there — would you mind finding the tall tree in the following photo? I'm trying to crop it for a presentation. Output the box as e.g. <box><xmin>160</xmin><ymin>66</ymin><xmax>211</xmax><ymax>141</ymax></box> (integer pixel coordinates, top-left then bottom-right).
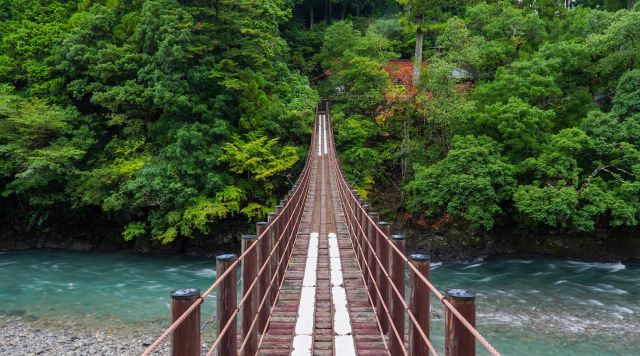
<box><xmin>397</xmin><ymin>0</ymin><xmax>429</xmax><ymax>85</ymax></box>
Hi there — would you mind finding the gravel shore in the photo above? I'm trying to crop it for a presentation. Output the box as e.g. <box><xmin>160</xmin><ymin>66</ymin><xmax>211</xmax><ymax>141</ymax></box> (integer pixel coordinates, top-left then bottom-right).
<box><xmin>0</xmin><ymin>315</ymin><xmax>182</xmax><ymax>355</ymax></box>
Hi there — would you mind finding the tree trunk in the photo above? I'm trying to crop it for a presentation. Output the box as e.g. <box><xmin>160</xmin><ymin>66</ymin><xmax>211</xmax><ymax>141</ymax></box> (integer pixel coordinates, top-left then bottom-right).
<box><xmin>413</xmin><ymin>15</ymin><xmax>425</xmax><ymax>87</ymax></box>
<box><xmin>356</xmin><ymin>3</ymin><xmax>360</xmax><ymax>17</ymax></box>
<box><xmin>628</xmin><ymin>0</ymin><xmax>634</xmax><ymax>10</ymax></box>
<box><xmin>309</xmin><ymin>0</ymin><xmax>314</xmax><ymax>28</ymax></box>
<box><xmin>325</xmin><ymin>0</ymin><xmax>329</xmax><ymax>23</ymax></box>
<box><xmin>341</xmin><ymin>2</ymin><xmax>347</xmax><ymax>19</ymax></box>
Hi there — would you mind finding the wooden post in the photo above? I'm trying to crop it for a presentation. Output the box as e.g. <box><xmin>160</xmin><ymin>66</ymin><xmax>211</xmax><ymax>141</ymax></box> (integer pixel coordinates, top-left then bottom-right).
<box><xmin>355</xmin><ymin>199</ymin><xmax>364</xmax><ymax>269</ymax></box>
<box><xmin>361</xmin><ymin>203</ymin><xmax>370</xmax><ymax>285</ymax></box>
<box><xmin>409</xmin><ymin>254</ymin><xmax>430</xmax><ymax>356</ymax></box>
<box><xmin>255</xmin><ymin>222</ymin><xmax>269</xmax><ymax>334</ymax></box>
<box><xmin>376</xmin><ymin>221</ymin><xmax>390</xmax><ymax>334</ymax></box>
<box><xmin>241</xmin><ymin>234</ymin><xmax>258</xmax><ymax>355</ymax></box>
<box><xmin>267</xmin><ymin>213</ymin><xmax>278</xmax><ymax>308</ymax></box>
<box><xmin>367</xmin><ymin>212</ymin><xmax>379</xmax><ymax>308</ymax></box>
<box><xmin>216</xmin><ymin>254</ymin><xmax>238</xmax><ymax>356</ymax></box>
<box><xmin>445</xmin><ymin>289</ymin><xmax>476</xmax><ymax>356</ymax></box>
<box><xmin>170</xmin><ymin>288</ymin><xmax>201</xmax><ymax>356</ymax></box>
<box><xmin>361</xmin><ymin>203</ymin><xmax>371</xmax><ymax>276</ymax></box>
<box><xmin>389</xmin><ymin>234</ymin><xmax>406</xmax><ymax>356</ymax></box>
<box><xmin>275</xmin><ymin>204</ymin><xmax>285</xmax><ymax>286</ymax></box>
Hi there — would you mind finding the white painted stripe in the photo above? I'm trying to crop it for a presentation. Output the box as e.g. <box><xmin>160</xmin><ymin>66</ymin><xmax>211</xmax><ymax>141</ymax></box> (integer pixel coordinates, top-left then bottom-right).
<box><xmin>328</xmin><ymin>233</ymin><xmax>343</xmax><ymax>286</ymax></box>
<box><xmin>328</xmin><ymin>232</ymin><xmax>356</xmax><ymax>355</ymax></box>
<box><xmin>295</xmin><ymin>286</ymin><xmax>316</xmax><ymax>334</ymax></box>
<box><xmin>335</xmin><ymin>335</ymin><xmax>357</xmax><ymax>355</ymax></box>
<box><xmin>292</xmin><ymin>232</ymin><xmax>319</xmax><ymax>355</ymax></box>
<box><xmin>292</xmin><ymin>335</ymin><xmax>313</xmax><ymax>356</ymax></box>
<box><xmin>322</xmin><ymin>114</ymin><xmax>328</xmax><ymax>155</ymax></box>
<box><xmin>317</xmin><ymin>116</ymin><xmax>322</xmax><ymax>156</ymax></box>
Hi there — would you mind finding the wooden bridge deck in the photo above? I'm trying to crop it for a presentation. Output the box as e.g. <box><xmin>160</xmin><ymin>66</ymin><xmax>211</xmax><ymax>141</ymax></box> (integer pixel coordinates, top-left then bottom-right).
<box><xmin>257</xmin><ymin>114</ymin><xmax>387</xmax><ymax>355</ymax></box>
<box><xmin>142</xmin><ymin>105</ymin><xmax>496</xmax><ymax>356</ymax></box>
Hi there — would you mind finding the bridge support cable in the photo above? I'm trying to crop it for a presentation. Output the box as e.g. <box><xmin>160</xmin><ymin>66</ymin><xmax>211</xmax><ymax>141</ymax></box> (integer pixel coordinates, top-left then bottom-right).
<box><xmin>324</xmin><ymin>103</ymin><xmax>500</xmax><ymax>356</ymax></box>
<box><xmin>142</xmin><ymin>102</ymin><xmax>499</xmax><ymax>356</ymax></box>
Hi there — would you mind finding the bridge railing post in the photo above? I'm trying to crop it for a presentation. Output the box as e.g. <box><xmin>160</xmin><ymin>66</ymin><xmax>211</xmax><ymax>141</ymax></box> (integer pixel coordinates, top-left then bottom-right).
<box><xmin>367</xmin><ymin>212</ymin><xmax>380</xmax><ymax>308</ymax></box>
<box><xmin>376</xmin><ymin>221</ymin><xmax>390</xmax><ymax>334</ymax></box>
<box><xmin>275</xmin><ymin>204</ymin><xmax>285</xmax><ymax>287</ymax></box>
<box><xmin>409</xmin><ymin>254</ymin><xmax>430</xmax><ymax>356</ymax></box>
<box><xmin>216</xmin><ymin>254</ymin><xmax>238</xmax><ymax>356</ymax></box>
<box><xmin>354</xmin><ymin>199</ymin><xmax>363</xmax><ymax>268</ymax></box>
<box><xmin>255</xmin><ymin>222</ymin><xmax>269</xmax><ymax>334</ymax></box>
<box><xmin>361</xmin><ymin>203</ymin><xmax>370</xmax><ymax>286</ymax></box>
<box><xmin>389</xmin><ymin>234</ymin><xmax>406</xmax><ymax>356</ymax></box>
<box><xmin>445</xmin><ymin>289</ymin><xmax>476</xmax><ymax>356</ymax></box>
<box><xmin>241</xmin><ymin>234</ymin><xmax>258</xmax><ymax>355</ymax></box>
<box><xmin>267</xmin><ymin>213</ymin><xmax>278</xmax><ymax>309</ymax></box>
<box><xmin>170</xmin><ymin>288</ymin><xmax>201</xmax><ymax>356</ymax></box>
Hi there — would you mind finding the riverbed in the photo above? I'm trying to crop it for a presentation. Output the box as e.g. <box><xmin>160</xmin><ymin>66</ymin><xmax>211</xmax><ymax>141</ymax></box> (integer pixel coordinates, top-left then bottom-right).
<box><xmin>0</xmin><ymin>249</ymin><xmax>638</xmax><ymax>355</ymax></box>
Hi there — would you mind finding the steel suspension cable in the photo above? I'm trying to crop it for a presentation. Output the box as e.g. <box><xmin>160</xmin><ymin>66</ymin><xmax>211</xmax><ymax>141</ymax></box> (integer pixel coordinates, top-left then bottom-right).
<box><xmin>335</xmin><ymin>171</ymin><xmax>439</xmax><ymax>356</ymax></box>
<box><xmin>142</xmin><ymin>132</ymin><xmax>316</xmax><ymax>355</ymax></box>
<box><xmin>324</xmin><ymin>108</ymin><xmax>500</xmax><ymax>356</ymax></box>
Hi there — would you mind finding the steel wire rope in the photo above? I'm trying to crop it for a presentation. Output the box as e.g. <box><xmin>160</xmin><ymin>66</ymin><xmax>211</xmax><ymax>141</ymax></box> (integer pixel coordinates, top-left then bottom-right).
<box><xmin>206</xmin><ymin>110</ymin><xmax>321</xmax><ymax>354</ymax></box>
<box><xmin>142</xmin><ymin>129</ymin><xmax>317</xmax><ymax>355</ymax></box>
<box><xmin>324</xmin><ymin>108</ymin><xmax>500</xmax><ymax>356</ymax></box>
<box><xmin>236</xmin><ymin>163</ymin><xmax>311</xmax><ymax>354</ymax></box>
<box><xmin>335</xmin><ymin>167</ymin><xmax>438</xmax><ymax>356</ymax></box>
<box><xmin>206</xmin><ymin>188</ymin><xmax>308</xmax><ymax>356</ymax></box>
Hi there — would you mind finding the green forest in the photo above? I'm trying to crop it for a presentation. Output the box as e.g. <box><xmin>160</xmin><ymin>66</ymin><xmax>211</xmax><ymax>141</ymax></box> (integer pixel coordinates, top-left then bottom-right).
<box><xmin>1</xmin><ymin>0</ymin><xmax>639</xmax><ymax>255</ymax></box>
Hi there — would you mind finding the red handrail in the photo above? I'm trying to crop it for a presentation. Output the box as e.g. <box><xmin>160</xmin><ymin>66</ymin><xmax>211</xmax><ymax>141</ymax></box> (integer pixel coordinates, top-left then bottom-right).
<box><xmin>324</xmin><ymin>104</ymin><xmax>500</xmax><ymax>356</ymax></box>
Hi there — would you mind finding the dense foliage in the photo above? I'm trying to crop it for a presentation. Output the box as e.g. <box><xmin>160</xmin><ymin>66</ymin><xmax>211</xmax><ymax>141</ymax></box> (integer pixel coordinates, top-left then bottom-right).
<box><xmin>1</xmin><ymin>0</ymin><xmax>639</xmax><ymax>248</ymax></box>
<box><xmin>0</xmin><ymin>0</ymin><xmax>317</xmax><ymax>244</ymax></box>
<box><xmin>313</xmin><ymin>0</ymin><xmax>640</xmax><ymax>237</ymax></box>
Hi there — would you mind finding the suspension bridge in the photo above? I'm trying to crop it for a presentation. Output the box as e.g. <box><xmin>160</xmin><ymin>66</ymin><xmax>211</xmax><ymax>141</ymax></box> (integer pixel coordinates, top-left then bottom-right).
<box><xmin>141</xmin><ymin>102</ymin><xmax>500</xmax><ymax>356</ymax></box>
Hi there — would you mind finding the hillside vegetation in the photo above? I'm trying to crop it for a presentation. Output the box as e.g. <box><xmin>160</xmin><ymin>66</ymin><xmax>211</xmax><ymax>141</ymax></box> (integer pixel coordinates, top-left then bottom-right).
<box><xmin>1</xmin><ymin>0</ymin><xmax>638</xmax><ymax>255</ymax></box>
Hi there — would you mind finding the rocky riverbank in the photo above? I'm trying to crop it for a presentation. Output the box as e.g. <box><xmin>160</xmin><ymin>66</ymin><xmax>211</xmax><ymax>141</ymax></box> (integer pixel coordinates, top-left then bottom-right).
<box><xmin>0</xmin><ymin>315</ymin><xmax>217</xmax><ymax>355</ymax></box>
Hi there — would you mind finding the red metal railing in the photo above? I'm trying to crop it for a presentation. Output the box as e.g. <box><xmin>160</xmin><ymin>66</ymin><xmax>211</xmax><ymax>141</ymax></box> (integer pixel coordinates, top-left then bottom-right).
<box><xmin>143</xmin><ymin>101</ymin><xmax>500</xmax><ymax>356</ymax></box>
<box><xmin>324</xmin><ymin>101</ymin><xmax>500</xmax><ymax>356</ymax></box>
<box><xmin>141</xmin><ymin>105</ymin><xmax>322</xmax><ymax>356</ymax></box>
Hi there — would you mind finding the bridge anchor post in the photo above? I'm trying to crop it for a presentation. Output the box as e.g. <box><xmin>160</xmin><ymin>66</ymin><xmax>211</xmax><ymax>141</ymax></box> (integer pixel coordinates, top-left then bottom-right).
<box><xmin>241</xmin><ymin>233</ymin><xmax>259</xmax><ymax>355</ymax></box>
<box><xmin>267</xmin><ymin>213</ymin><xmax>278</xmax><ymax>313</ymax></box>
<box><xmin>389</xmin><ymin>234</ymin><xmax>406</xmax><ymax>356</ymax></box>
<box><xmin>170</xmin><ymin>288</ymin><xmax>201</xmax><ymax>356</ymax></box>
<box><xmin>376</xmin><ymin>221</ymin><xmax>390</xmax><ymax>334</ymax></box>
<box><xmin>366</xmin><ymin>212</ymin><xmax>380</xmax><ymax>309</ymax></box>
<box><xmin>409</xmin><ymin>254</ymin><xmax>430</xmax><ymax>356</ymax></box>
<box><xmin>445</xmin><ymin>288</ymin><xmax>476</xmax><ymax>356</ymax></box>
<box><xmin>216</xmin><ymin>254</ymin><xmax>238</xmax><ymax>356</ymax></box>
<box><xmin>256</xmin><ymin>221</ymin><xmax>270</xmax><ymax>334</ymax></box>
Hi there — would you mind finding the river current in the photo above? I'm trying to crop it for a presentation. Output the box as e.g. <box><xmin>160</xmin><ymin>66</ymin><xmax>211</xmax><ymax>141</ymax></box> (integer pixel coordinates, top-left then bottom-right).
<box><xmin>0</xmin><ymin>249</ymin><xmax>638</xmax><ymax>355</ymax></box>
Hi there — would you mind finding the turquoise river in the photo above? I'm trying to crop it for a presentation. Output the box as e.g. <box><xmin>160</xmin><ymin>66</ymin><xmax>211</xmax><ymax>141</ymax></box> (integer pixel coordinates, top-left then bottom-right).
<box><xmin>0</xmin><ymin>249</ymin><xmax>638</xmax><ymax>355</ymax></box>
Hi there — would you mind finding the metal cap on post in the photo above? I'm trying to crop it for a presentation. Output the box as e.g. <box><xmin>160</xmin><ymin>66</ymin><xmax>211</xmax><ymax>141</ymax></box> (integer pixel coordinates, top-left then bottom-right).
<box><xmin>170</xmin><ymin>288</ymin><xmax>201</xmax><ymax>356</ymax></box>
<box><xmin>445</xmin><ymin>289</ymin><xmax>477</xmax><ymax>356</ymax></box>
<box><xmin>376</xmin><ymin>221</ymin><xmax>390</xmax><ymax>334</ymax></box>
<box><xmin>216</xmin><ymin>254</ymin><xmax>238</xmax><ymax>356</ymax></box>
<box><xmin>241</xmin><ymin>234</ymin><xmax>258</xmax><ymax>356</ymax></box>
<box><xmin>409</xmin><ymin>254</ymin><xmax>431</xmax><ymax>356</ymax></box>
<box><xmin>389</xmin><ymin>234</ymin><xmax>406</xmax><ymax>356</ymax></box>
